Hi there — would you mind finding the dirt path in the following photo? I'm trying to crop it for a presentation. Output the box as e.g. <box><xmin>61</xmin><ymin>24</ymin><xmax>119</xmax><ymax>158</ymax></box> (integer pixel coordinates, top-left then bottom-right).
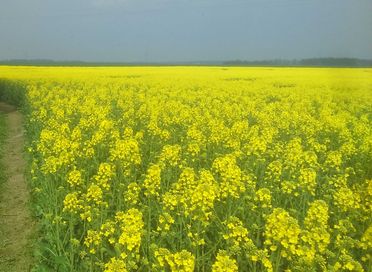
<box><xmin>0</xmin><ymin>102</ymin><xmax>34</xmax><ymax>271</ymax></box>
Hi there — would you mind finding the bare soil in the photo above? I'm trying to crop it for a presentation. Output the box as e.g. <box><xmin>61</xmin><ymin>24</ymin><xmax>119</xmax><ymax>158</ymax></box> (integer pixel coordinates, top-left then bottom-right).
<box><xmin>0</xmin><ymin>102</ymin><xmax>34</xmax><ymax>271</ymax></box>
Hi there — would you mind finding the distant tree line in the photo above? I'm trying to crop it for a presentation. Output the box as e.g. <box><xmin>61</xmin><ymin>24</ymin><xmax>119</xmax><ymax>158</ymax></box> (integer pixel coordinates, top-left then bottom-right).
<box><xmin>223</xmin><ymin>58</ymin><xmax>372</xmax><ymax>67</ymax></box>
<box><xmin>0</xmin><ymin>58</ymin><xmax>372</xmax><ymax>67</ymax></box>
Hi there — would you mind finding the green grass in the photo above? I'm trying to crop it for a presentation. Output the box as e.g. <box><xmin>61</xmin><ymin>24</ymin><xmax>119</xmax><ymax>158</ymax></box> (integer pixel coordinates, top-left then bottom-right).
<box><xmin>0</xmin><ymin>79</ymin><xmax>26</xmax><ymax>108</ymax></box>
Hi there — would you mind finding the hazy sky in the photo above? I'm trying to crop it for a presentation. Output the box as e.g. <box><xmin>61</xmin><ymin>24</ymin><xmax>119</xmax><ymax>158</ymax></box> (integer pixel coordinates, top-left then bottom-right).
<box><xmin>0</xmin><ymin>0</ymin><xmax>371</xmax><ymax>62</ymax></box>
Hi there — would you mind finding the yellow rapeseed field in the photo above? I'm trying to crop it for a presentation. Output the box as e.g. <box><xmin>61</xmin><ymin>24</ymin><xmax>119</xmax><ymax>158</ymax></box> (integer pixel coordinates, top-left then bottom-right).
<box><xmin>0</xmin><ymin>66</ymin><xmax>371</xmax><ymax>271</ymax></box>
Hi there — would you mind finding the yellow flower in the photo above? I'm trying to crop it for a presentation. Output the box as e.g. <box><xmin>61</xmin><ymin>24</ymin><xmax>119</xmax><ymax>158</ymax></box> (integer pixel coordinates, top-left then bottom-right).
<box><xmin>212</xmin><ymin>250</ymin><xmax>238</xmax><ymax>272</ymax></box>
<box><xmin>212</xmin><ymin>154</ymin><xmax>245</xmax><ymax>199</ymax></box>
<box><xmin>170</xmin><ymin>250</ymin><xmax>195</xmax><ymax>272</ymax></box>
<box><xmin>67</xmin><ymin>168</ymin><xmax>83</xmax><ymax>187</ymax></box>
<box><xmin>302</xmin><ymin>200</ymin><xmax>330</xmax><ymax>254</ymax></box>
<box><xmin>298</xmin><ymin>168</ymin><xmax>317</xmax><ymax>196</ymax></box>
<box><xmin>157</xmin><ymin>212</ymin><xmax>174</xmax><ymax>232</ymax></box>
<box><xmin>189</xmin><ymin>169</ymin><xmax>219</xmax><ymax>222</ymax></box>
<box><xmin>84</xmin><ymin>230</ymin><xmax>102</xmax><ymax>254</ymax></box>
<box><xmin>63</xmin><ymin>192</ymin><xmax>82</xmax><ymax>213</ymax></box>
<box><xmin>109</xmin><ymin>138</ymin><xmax>141</xmax><ymax>175</ymax></box>
<box><xmin>116</xmin><ymin>208</ymin><xmax>144</xmax><ymax>252</ymax></box>
<box><xmin>124</xmin><ymin>182</ymin><xmax>141</xmax><ymax>206</ymax></box>
<box><xmin>154</xmin><ymin>248</ymin><xmax>195</xmax><ymax>272</ymax></box>
<box><xmin>94</xmin><ymin>162</ymin><xmax>115</xmax><ymax>190</ymax></box>
<box><xmin>104</xmin><ymin>257</ymin><xmax>127</xmax><ymax>272</ymax></box>
<box><xmin>264</xmin><ymin>208</ymin><xmax>301</xmax><ymax>259</ymax></box>
<box><xmin>324</xmin><ymin>151</ymin><xmax>342</xmax><ymax>170</ymax></box>
<box><xmin>254</xmin><ymin>188</ymin><xmax>272</xmax><ymax>209</ymax></box>
<box><xmin>334</xmin><ymin>186</ymin><xmax>361</xmax><ymax>212</ymax></box>
<box><xmin>86</xmin><ymin>183</ymin><xmax>105</xmax><ymax>206</ymax></box>
<box><xmin>143</xmin><ymin>164</ymin><xmax>162</xmax><ymax>197</ymax></box>
<box><xmin>223</xmin><ymin>216</ymin><xmax>251</xmax><ymax>250</ymax></box>
<box><xmin>100</xmin><ymin>220</ymin><xmax>116</xmax><ymax>244</ymax></box>
<box><xmin>159</xmin><ymin>144</ymin><xmax>182</xmax><ymax>167</ymax></box>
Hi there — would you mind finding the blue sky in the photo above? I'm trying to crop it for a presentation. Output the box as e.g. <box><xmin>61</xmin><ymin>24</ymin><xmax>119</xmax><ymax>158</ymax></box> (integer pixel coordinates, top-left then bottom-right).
<box><xmin>0</xmin><ymin>0</ymin><xmax>371</xmax><ymax>62</ymax></box>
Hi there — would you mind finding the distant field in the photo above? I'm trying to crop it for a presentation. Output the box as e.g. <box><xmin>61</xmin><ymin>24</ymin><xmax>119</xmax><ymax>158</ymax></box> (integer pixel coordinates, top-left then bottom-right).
<box><xmin>0</xmin><ymin>66</ymin><xmax>371</xmax><ymax>271</ymax></box>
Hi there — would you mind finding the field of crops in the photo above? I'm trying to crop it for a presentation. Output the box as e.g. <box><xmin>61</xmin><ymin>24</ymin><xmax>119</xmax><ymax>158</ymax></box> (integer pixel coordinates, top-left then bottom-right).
<box><xmin>0</xmin><ymin>66</ymin><xmax>371</xmax><ymax>271</ymax></box>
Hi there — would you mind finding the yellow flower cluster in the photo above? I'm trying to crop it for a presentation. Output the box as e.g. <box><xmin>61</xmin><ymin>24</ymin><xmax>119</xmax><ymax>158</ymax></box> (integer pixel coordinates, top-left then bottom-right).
<box><xmin>86</xmin><ymin>184</ymin><xmax>104</xmax><ymax>206</ymax></box>
<box><xmin>67</xmin><ymin>168</ymin><xmax>83</xmax><ymax>187</ymax></box>
<box><xmin>159</xmin><ymin>144</ymin><xmax>182</xmax><ymax>167</ymax></box>
<box><xmin>157</xmin><ymin>212</ymin><xmax>175</xmax><ymax>232</ymax></box>
<box><xmin>84</xmin><ymin>229</ymin><xmax>102</xmax><ymax>254</ymax></box>
<box><xmin>63</xmin><ymin>192</ymin><xmax>82</xmax><ymax>213</ymax></box>
<box><xmin>143</xmin><ymin>164</ymin><xmax>162</xmax><ymax>197</ymax></box>
<box><xmin>212</xmin><ymin>154</ymin><xmax>245</xmax><ymax>198</ymax></box>
<box><xmin>359</xmin><ymin>225</ymin><xmax>372</xmax><ymax>262</ymax></box>
<box><xmin>254</xmin><ymin>188</ymin><xmax>272</xmax><ymax>209</ymax></box>
<box><xmin>94</xmin><ymin>162</ymin><xmax>115</xmax><ymax>191</ymax></box>
<box><xmin>154</xmin><ymin>248</ymin><xmax>195</xmax><ymax>272</ymax></box>
<box><xmin>116</xmin><ymin>208</ymin><xmax>144</xmax><ymax>252</ymax></box>
<box><xmin>212</xmin><ymin>250</ymin><xmax>238</xmax><ymax>272</ymax></box>
<box><xmin>110</xmin><ymin>139</ymin><xmax>141</xmax><ymax>176</ymax></box>
<box><xmin>124</xmin><ymin>182</ymin><xmax>141</xmax><ymax>206</ymax></box>
<box><xmin>223</xmin><ymin>216</ymin><xmax>251</xmax><ymax>250</ymax></box>
<box><xmin>104</xmin><ymin>257</ymin><xmax>127</xmax><ymax>272</ymax></box>
<box><xmin>264</xmin><ymin>208</ymin><xmax>301</xmax><ymax>259</ymax></box>
<box><xmin>300</xmin><ymin>200</ymin><xmax>330</xmax><ymax>263</ymax></box>
<box><xmin>163</xmin><ymin>168</ymin><xmax>219</xmax><ymax>223</ymax></box>
<box><xmin>334</xmin><ymin>186</ymin><xmax>361</xmax><ymax>212</ymax></box>
<box><xmin>188</xmin><ymin>169</ymin><xmax>219</xmax><ymax>221</ymax></box>
<box><xmin>298</xmin><ymin>168</ymin><xmax>317</xmax><ymax>196</ymax></box>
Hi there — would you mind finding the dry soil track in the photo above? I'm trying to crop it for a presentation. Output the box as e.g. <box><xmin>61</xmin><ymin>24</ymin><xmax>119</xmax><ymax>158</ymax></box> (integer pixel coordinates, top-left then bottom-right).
<box><xmin>0</xmin><ymin>102</ymin><xmax>34</xmax><ymax>271</ymax></box>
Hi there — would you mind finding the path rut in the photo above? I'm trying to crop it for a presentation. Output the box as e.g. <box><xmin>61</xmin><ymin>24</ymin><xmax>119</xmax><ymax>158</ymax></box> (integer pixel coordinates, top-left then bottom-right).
<box><xmin>0</xmin><ymin>102</ymin><xmax>34</xmax><ymax>271</ymax></box>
